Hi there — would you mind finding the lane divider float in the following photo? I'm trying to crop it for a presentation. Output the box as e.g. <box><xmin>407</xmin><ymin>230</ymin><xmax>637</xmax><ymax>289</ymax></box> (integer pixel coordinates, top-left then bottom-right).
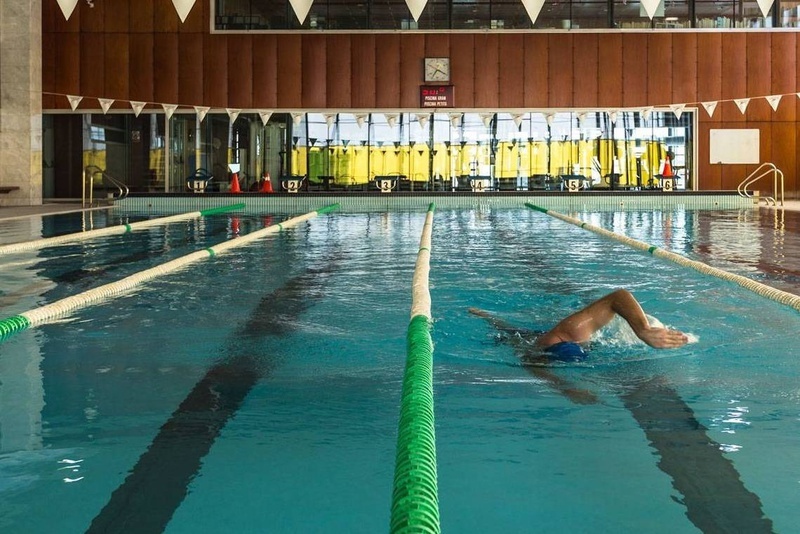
<box><xmin>0</xmin><ymin>203</ymin><xmax>246</xmax><ymax>255</ymax></box>
<box><xmin>525</xmin><ymin>203</ymin><xmax>800</xmax><ymax>312</ymax></box>
<box><xmin>0</xmin><ymin>204</ymin><xmax>340</xmax><ymax>342</ymax></box>
<box><xmin>390</xmin><ymin>203</ymin><xmax>440</xmax><ymax>534</ymax></box>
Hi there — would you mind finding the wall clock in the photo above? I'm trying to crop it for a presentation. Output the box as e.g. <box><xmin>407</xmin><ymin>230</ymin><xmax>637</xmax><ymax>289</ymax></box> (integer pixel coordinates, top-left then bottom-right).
<box><xmin>424</xmin><ymin>57</ymin><xmax>450</xmax><ymax>83</ymax></box>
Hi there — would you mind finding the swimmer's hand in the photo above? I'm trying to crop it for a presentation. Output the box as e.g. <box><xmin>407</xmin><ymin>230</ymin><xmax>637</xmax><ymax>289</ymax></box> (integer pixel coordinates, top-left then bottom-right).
<box><xmin>636</xmin><ymin>327</ymin><xmax>689</xmax><ymax>349</ymax></box>
<box><xmin>468</xmin><ymin>307</ymin><xmax>491</xmax><ymax>318</ymax></box>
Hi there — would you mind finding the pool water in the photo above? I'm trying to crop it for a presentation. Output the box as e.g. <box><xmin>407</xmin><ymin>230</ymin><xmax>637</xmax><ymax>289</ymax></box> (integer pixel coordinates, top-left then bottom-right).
<box><xmin>0</xmin><ymin>207</ymin><xmax>798</xmax><ymax>533</ymax></box>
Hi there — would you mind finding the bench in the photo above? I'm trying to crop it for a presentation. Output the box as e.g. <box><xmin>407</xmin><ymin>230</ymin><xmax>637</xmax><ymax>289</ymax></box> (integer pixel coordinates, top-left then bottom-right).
<box><xmin>0</xmin><ymin>186</ymin><xmax>20</xmax><ymax>194</ymax></box>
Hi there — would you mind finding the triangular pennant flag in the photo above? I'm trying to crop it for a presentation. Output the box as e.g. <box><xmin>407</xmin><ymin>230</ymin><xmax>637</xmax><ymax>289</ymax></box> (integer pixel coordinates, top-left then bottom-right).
<box><xmin>512</xmin><ymin>113</ymin><xmax>525</xmax><ymax>128</ymax></box>
<box><xmin>756</xmin><ymin>0</ymin><xmax>774</xmax><ymax>17</ymax></box>
<box><xmin>797</xmin><ymin>92</ymin><xmax>800</xmax><ymax>100</ymax></box>
<box><xmin>701</xmin><ymin>101</ymin><xmax>718</xmax><ymax>117</ymax></box>
<box><xmin>405</xmin><ymin>0</ymin><xmax>429</xmax><ymax>22</ymax></box>
<box><xmin>640</xmin><ymin>0</ymin><xmax>662</xmax><ymax>19</ymax></box>
<box><xmin>291</xmin><ymin>112</ymin><xmax>304</xmax><ymax>125</ymax></box>
<box><xmin>172</xmin><ymin>0</ymin><xmax>198</xmax><ymax>23</ymax></box>
<box><xmin>641</xmin><ymin>107</ymin><xmax>654</xmax><ymax>121</ymax></box>
<box><xmin>416</xmin><ymin>113</ymin><xmax>429</xmax><ymax>129</ymax></box>
<box><xmin>520</xmin><ymin>0</ymin><xmax>545</xmax><ymax>24</ymax></box>
<box><xmin>576</xmin><ymin>112</ymin><xmax>588</xmax><ymax>127</ymax></box>
<box><xmin>66</xmin><ymin>95</ymin><xmax>83</xmax><ymax>111</ymax></box>
<box><xmin>226</xmin><ymin>108</ymin><xmax>241</xmax><ymax>124</ymax></box>
<box><xmin>258</xmin><ymin>110</ymin><xmax>273</xmax><ymax>126</ymax></box>
<box><xmin>324</xmin><ymin>113</ymin><xmax>336</xmax><ymax>127</ymax></box>
<box><xmin>355</xmin><ymin>114</ymin><xmax>367</xmax><ymax>128</ymax></box>
<box><xmin>670</xmin><ymin>104</ymin><xmax>686</xmax><ymax>120</ymax></box>
<box><xmin>545</xmin><ymin>113</ymin><xmax>555</xmax><ymax>127</ymax></box>
<box><xmin>449</xmin><ymin>113</ymin><xmax>462</xmax><ymax>127</ymax></box>
<box><xmin>384</xmin><ymin>113</ymin><xmax>399</xmax><ymax>129</ymax></box>
<box><xmin>56</xmin><ymin>0</ymin><xmax>80</xmax><ymax>20</ymax></box>
<box><xmin>765</xmin><ymin>95</ymin><xmax>782</xmax><ymax>112</ymax></box>
<box><xmin>98</xmin><ymin>98</ymin><xmax>114</xmax><ymax>114</ymax></box>
<box><xmin>608</xmin><ymin>111</ymin><xmax>618</xmax><ymax>124</ymax></box>
<box><xmin>162</xmin><ymin>104</ymin><xmax>178</xmax><ymax>121</ymax></box>
<box><xmin>130</xmin><ymin>101</ymin><xmax>146</xmax><ymax>117</ymax></box>
<box><xmin>479</xmin><ymin>113</ymin><xmax>494</xmax><ymax>128</ymax></box>
<box><xmin>734</xmin><ymin>98</ymin><xmax>750</xmax><ymax>114</ymax></box>
<box><xmin>288</xmin><ymin>0</ymin><xmax>314</xmax><ymax>24</ymax></box>
<box><xmin>194</xmin><ymin>106</ymin><xmax>210</xmax><ymax>123</ymax></box>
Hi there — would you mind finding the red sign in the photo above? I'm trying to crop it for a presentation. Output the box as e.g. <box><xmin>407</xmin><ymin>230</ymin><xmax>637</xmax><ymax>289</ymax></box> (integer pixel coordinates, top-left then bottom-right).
<box><xmin>420</xmin><ymin>85</ymin><xmax>455</xmax><ymax>108</ymax></box>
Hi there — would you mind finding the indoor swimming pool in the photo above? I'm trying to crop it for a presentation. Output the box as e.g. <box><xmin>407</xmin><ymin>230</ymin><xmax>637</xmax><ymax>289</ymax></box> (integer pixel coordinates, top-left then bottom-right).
<box><xmin>0</xmin><ymin>205</ymin><xmax>798</xmax><ymax>533</ymax></box>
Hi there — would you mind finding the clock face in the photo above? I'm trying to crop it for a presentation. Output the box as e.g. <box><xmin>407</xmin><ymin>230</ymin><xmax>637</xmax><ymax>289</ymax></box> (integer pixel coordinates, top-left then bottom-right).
<box><xmin>424</xmin><ymin>57</ymin><xmax>450</xmax><ymax>82</ymax></box>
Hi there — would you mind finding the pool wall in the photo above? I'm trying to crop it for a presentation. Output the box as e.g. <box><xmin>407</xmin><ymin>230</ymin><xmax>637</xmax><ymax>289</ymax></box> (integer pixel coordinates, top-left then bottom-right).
<box><xmin>117</xmin><ymin>192</ymin><xmax>755</xmax><ymax>214</ymax></box>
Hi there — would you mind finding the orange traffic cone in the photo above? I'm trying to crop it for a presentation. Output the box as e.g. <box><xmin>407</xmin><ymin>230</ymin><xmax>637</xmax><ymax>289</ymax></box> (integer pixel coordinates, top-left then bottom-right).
<box><xmin>230</xmin><ymin>172</ymin><xmax>242</xmax><ymax>193</ymax></box>
<box><xmin>260</xmin><ymin>172</ymin><xmax>274</xmax><ymax>193</ymax></box>
<box><xmin>662</xmin><ymin>156</ymin><xmax>673</xmax><ymax>177</ymax></box>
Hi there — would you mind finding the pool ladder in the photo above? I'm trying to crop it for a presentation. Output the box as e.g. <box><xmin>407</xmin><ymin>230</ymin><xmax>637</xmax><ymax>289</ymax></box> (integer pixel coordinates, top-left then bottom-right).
<box><xmin>737</xmin><ymin>162</ymin><xmax>784</xmax><ymax>207</ymax></box>
<box><xmin>83</xmin><ymin>166</ymin><xmax>130</xmax><ymax>207</ymax></box>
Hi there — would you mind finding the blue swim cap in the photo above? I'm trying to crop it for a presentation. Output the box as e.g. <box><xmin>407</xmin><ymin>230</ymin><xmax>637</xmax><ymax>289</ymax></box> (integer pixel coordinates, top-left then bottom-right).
<box><xmin>545</xmin><ymin>341</ymin><xmax>588</xmax><ymax>363</ymax></box>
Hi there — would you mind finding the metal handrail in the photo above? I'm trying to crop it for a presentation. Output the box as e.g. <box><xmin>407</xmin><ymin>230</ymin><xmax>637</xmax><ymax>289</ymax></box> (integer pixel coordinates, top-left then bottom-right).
<box><xmin>83</xmin><ymin>166</ymin><xmax>129</xmax><ymax>207</ymax></box>
<box><xmin>737</xmin><ymin>162</ymin><xmax>784</xmax><ymax>207</ymax></box>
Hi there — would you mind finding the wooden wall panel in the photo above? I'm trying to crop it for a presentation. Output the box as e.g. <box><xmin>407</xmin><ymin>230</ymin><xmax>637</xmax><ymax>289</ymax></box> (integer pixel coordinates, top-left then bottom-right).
<box><xmin>301</xmin><ymin>34</ymin><xmax>324</xmax><ymax>109</ymax></box>
<box><xmin>153</xmin><ymin>33</ymin><xmax>179</xmax><ymax>105</ymax></box>
<box><xmin>252</xmin><ymin>35</ymin><xmax>278</xmax><ymax>108</ymax></box>
<box><xmin>498</xmin><ymin>34</ymin><xmax>524</xmax><ymax>109</ymax></box>
<box><xmin>696</xmin><ymin>33</ymin><xmax>721</xmax><ymax>121</ymax></box>
<box><xmin>53</xmin><ymin>33</ymin><xmax>79</xmax><ymax>109</ymax></box>
<box><xmin>572</xmin><ymin>33</ymin><xmax>598</xmax><ymax>108</ymax></box>
<box><xmin>400</xmin><ymin>35</ymin><xmax>425</xmax><ymax>108</ymax></box>
<box><xmin>720</xmin><ymin>33</ymin><xmax>746</xmax><ymax>122</ymax></box>
<box><xmin>154</xmin><ymin>0</ymin><xmax>180</xmax><ymax>33</ymax></box>
<box><xmin>325</xmin><ymin>35</ymin><xmax>351</xmax><ymax>109</ymax></box>
<box><xmin>523</xmin><ymin>34</ymin><xmax>548</xmax><ymax>108</ymax></box>
<box><xmin>42</xmin><ymin>31</ymin><xmax>56</xmax><ymax>108</ymax></box>
<box><xmin>425</xmin><ymin>33</ymin><xmax>450</xmax><ymax>58</ymax></box>
<box><xmin>746</xmin><ymin>33</ymin><xmax>772</xmax><ymax>122</ymax></box>
<box><xmin>80</xmin><ymin>33</ymin><xmax>105</xmax><ymax>99</ymax></box>
<box><xmin>597</xmin><ymin>34</ymin><xmax>622</xmax><ymax>108</ymax></box>
<box><xmin>105</xmin><ymin>0</ymin><xmax>130</xmax><ymax>33</ymax></box>
<box><xmin>375</xmin><ymin>34</ymin><xmax>401</xmax><ymax>108</ymax></box>
<box><xmin>53</xmin><ymin>3</ymin><xmax>80</xmax><ymax>33</ymax></box>
<box><xmin>672</xmin><ymin>33</ymin><xmax>696</xmax><ymax>105</ymax></box>
<box><xmin>450</xmin><ymin>34</ymin><xmax>474</xmax><ymax>108</ymax></box>
<box><xmin>81</xmin><ymin>1</ymin><xmax>105</xmax><ymax>32</ymax></box>
<box><xmin>42</xmin><ymin>0</ymin><xmax>56</xmax><ymax>34</ymax></box>
<box><xmin>178</xmin><ymin>33</ymin><xmax>204</xmax><ymax>106</ymax></box>
<box><xmin>772</xmin><ymin>33</ymin><xmax>796</xmax><ymax>122</ymax></box>
<box><xmin>277</xmin><ymin>35</ymin><xmax>303</xmax><ymax>109</ymax></box>
<box><xmin>697</xmin><ymin>121</ymin><xmax>719</xmax><ymax>189</ymax></box>
<box><xmin>104</xmin><ymin>34</ymin><xmax>129</xmax><ymax>102</ymax></box>
<box><xmin>622</xmin><ymin>33</ymin><xmax>647</xmax><ymax>108</ymax></box>
<box><xmin>227</xmin><ymin>36</ymin><xmax>253</xmax><ymax>109</ymax></box>
<box><xmin>129</xmin><ymin>34</ymin><xmax>154</xmax><ymax>103</ymax></box>
<box><xmin>548</xmin><ymin>34</ymin><xmax>573</xmax><ymax>108</ymax></box>
<box><xmin>130</xmin><ymin>0</ymin><xmax>154</xmax><ymax>33</ymax></box>
<box><xmin>180</xmin><ymin>0</ymin><xmax>206</xmax><ymax>34</ymax></box>
<box><xmin>771</xmin><ymin>122</ymin><xmax>796</xmax><ymax>195</ymax></box>
<box><xmin>203</xmin><ymin>34</ymin><xmax>228</xmax><ymax>108</ymax></box>
<box><xmin>351</xmin><ymin>34</ymin><xmax>376</xmax><ymax>109</ymax></box>
<box><xmin>647</xmin><ymin>33</ymin><xmax>671</xmax><ymax>107</ymax></box>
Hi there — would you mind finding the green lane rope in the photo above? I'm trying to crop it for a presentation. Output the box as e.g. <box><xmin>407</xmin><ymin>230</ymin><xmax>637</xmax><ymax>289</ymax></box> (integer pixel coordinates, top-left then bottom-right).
<box><xmin>0</xmin><ymin>203</ymin><xmax>246</xmax><ymax>255</ymax></box>
<box><xmin>525</xmin><ymin>203</ymin><xmax>800</xmax><ymax>313</ymax></box>
<box><xmin>0</xmin><ymin>204</ymin><xmax>339</xmax><ymax>343</ymax></box>
<box><xmin>391</xmin><ymin>202</ymin><xmax>440</xmax><ymax>534</ymax></box>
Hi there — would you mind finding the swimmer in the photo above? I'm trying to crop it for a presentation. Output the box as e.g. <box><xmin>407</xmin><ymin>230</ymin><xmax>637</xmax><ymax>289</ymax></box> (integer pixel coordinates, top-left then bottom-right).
<box><xmin>470</xmin><ymin>289</ymin><xmax>689</xmax><ymax>364</ymax></box>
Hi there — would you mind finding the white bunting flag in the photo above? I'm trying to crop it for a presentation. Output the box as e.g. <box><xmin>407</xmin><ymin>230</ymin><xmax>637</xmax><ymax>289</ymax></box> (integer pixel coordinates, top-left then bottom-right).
<box><xmin>480</xmin><ymin>113</ymin><xmax>494</xmax><ymax>128</ymax></box>
<box><xmin>258</xmin><ymin>110</ymin><xmax>273</xmax><ymax>126</ymax></box>
<box><xmin>765</xmin><ymin>95</ymin><xmax>782</xmax><ymax>112</ymax></box>
<box><xmin>324</xmin><ymin>113</ymin><xmax>336</xmax><ymax>128</ymax></box>
<box><xmin>130</xmin><ymin>101</ymin><xmax>146</xmax><ymax>117</ymax></box>
<box><xmin>734</xmin><ymin>98</ymin><xmax>750</xmax><ymax>114</ymax></box>
<box><xmin>576</xmin><ymin>112</ymin><xmax>588</xmax><ymax>127</ymax></box>
<box><xmin>291</xmin><ymin>112</ymin><xmax>304</xmax><ymax>125</ymax></box>
<box><xmin>756</xmin><ymin>0</ymin><xmax>774</xmax><ymax>17</ymax></box>
<box><xmin>226</xmin><ymin>108</ymin><xmax>241</xmax><ymax>124</ymax></box>
<box><xmin>172</xmin><ymin>0</ymin><xmax>197</xmax><ymax>23</ymax></box>
<box><xmin>641</xmin><ymin>107</ymin><xmax>654</xmax><ymax>122</ymax></box>
<box><xmin>670</xmin><ymin>104</ymin><xmax>686</xmax><ymax>120</ymax></box>
<box><xmin>405</xmin><ymin>0</ymin><xmax>428</xmax><ymax>22</ymax></box>
<box><xmin>98</xmin><ymin>98</ymin><xmax>114</xmax><ymax>114</ymax></box>
<box><xmin>701</xmin><ymin>101</ymin><xmax>718</xmax><ymax>117</ymax></box>
<box><xmin>449</xmin><ymin>113</ymin><xmax>462</xmax><ymax>128</ymax></box>
<box><xmin>194</xmin><ymin>106</ymin><xmax>210</xmax><ymax>123</ymax></box>
<box><xmin>384</xmin><ymin>113</ymin><xmax>399</xmax><ymax>129</ymax></box>
<box><xmin>545</xmin><ymin>113</ymin><xmax>555</xmax><ymax>127</ymax></box>
<box><xmin>608</xmin><ymin>111</ymin><xmax>618</xmax><ymax>124</ymax></box>
<box><xmin>640</xmin><ymin>0</ymin><xmax>662</xmax><ymax>19</ymax></box>
<box><xmin>289</xmin><ymin>0</ymin><xmax>314</xmax><ymax>24</ymax></box>
<box><xmin>66</xmin><ymin>95</ymin><xmax>83</xmax><ymax>111</ymax></box>
<box><xmin>416</xmin><ymin>113</ymin><xmax>429</xmax><ymax>129</ymax></box>
<box><xmin>520</xmin><ymin>0</ymin><xmax>546</xmax><ymax>24</ymax></box>
<box><xmin>797</xmin><ymin>92</ymin><xmax>800</xmax><ymax>100</ymax></box>
<box><xmin>512</xmin><ymin>113</ymin><xmax>525</xmax><ymax>128</ymax></box>
<box><xmin>355</xmin><ymin>114</ymin><xmax>368</xmax><ymax>128</ymax></box>
<box><xmin>56</xmin><ymin>0</ymin><xmax>80</xmax><ymax>20</ymax></box>
<box><xmin>162</xmin><ymin>104</ymin><xmax>178</xmax><ymax>120</ymax></box>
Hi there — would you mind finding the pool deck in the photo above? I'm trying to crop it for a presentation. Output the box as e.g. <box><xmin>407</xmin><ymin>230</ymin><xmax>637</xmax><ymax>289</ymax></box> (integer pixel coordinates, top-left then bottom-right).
<box><xmin>1</xmin><ymin>198</ymin><xmax>799</xmax><ymax>220</ymax></box>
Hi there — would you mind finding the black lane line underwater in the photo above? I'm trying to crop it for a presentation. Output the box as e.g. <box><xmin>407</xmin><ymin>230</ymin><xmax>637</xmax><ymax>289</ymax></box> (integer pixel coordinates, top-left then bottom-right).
<box><xmin>85</xmin><ymin>258</ymin><xmax>340</xmax><ymax>534</ymax></box>
<box><xmin>480</xmin><ymin>315</ymin><xmax>774</xmax><ymax>531</ymax></box>
<box><xmin>622</xmin><ymin>378</ymin><xmax>774</xmax><ymax>534</ymax></box>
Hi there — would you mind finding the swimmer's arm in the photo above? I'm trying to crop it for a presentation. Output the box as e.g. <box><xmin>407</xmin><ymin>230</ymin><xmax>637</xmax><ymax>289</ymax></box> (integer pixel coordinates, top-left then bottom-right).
<box><xmin>526</xmin><ymin>366</ymin><xmax>599</xmax><ymax>405</ymax></box>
